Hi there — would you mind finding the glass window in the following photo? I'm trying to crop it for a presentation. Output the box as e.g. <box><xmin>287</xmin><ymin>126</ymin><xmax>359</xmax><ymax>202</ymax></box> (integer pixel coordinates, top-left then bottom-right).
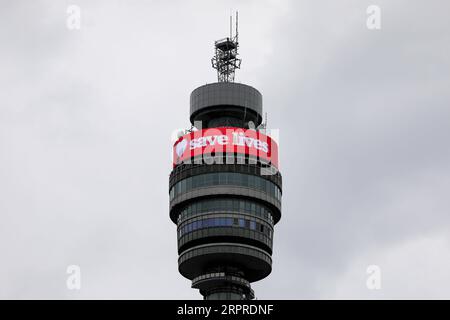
<box><xmin>232</xmin><ymin>200</ymin><xmax>239</xmax><ymax>211</ymax></box>
<box><xmin>195</xmin><ymin>176</ymin><xmax>201</xmax><ymax>188</ymax></box>
<box><xmin>248</xmin><ymin>175</ymin><xmax>255</xmax><ymax>188</ymax></box>
<box><xmin>258</xmin><ymin>177</ymin><xmax>264</xmax><ymax>189</ymax></box>
<box><xmin>186</xmin><ymin>177</ymin><xmax>192</xmax><ymax>191</ymax></box>
<box><xmin>203</xmin><ymin>174</ymin><xmax>211</xmax><ymax>186</ymax></box>
<box><xmin>241</xmin><ymin>174</ymin><xmax>248</xmax><ymax>186</ymax></box>
<box><xmin>219</xmin><ymin>199</ymin><xmax>225</xmax><ymax>210</ymax></box>
<box><xmin>227</xmin><ymin>173</ymin><xmax>235</xmax><ymax>185</ymax></box>
<box><xmin>219</xmin><ymin>172</ymin><xmax>227</xmax><ymax>184</ymax></box>
<box><xmin>209</xmin><ymin>200</ymin><xmax>215</xmax><ymax>212</ymax></box>
<box><xmin>173</xmin><ymin>173</ymin><xmax>278</xmax><ymax>200</ymax></box>
<box><xmin>177</xmin><ymin>197</ymin><xmax>274</xmax><ymax>222</ymax></box>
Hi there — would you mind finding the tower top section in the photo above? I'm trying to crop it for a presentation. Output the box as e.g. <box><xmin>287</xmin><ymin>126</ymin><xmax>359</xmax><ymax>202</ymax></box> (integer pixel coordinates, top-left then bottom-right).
<box><xmin>211</xmin><ymin>11</ymin><xmax>241</xmax><ymax>82</ymax></box>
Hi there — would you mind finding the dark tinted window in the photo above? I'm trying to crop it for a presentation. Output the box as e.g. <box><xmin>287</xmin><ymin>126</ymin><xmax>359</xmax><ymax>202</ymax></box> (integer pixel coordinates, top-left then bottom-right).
<box><xmin>170</xmin><ymin>172</ymin><xmax>281</xmax><ymax>201</ymax></box>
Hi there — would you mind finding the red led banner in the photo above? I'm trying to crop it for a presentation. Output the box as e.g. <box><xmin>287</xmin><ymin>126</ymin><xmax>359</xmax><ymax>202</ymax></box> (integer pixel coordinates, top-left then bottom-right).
<box><xmin>172</xmin><ymin>127</ymin><xmax>279</xmax><ymax>168</ymax></box>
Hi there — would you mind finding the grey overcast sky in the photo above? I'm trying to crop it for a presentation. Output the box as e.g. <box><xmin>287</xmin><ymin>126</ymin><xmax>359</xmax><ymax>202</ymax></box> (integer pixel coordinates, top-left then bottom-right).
<box><xmin>1</xmin><ymin>0</ymin><xmax>450</xmax><ymax>299</ymax></box>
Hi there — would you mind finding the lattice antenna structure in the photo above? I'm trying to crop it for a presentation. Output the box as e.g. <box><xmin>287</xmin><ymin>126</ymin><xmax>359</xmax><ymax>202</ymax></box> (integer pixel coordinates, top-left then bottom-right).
<box><xmin>211</xmin><ymin>11</ymin><xmax>241</xmax><ymax>82</ymax></box>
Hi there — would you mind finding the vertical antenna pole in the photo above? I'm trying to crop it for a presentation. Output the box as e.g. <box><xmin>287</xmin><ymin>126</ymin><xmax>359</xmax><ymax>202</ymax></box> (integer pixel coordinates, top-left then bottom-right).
<box><xmin>236</xmin><ymin>11</ymin><xmax>239</xmax><ymax>42</ymax></box>
<box><xmin>230</xmin><ymin>14</ymin><xmax>232</xmax><ymax>40</ymax></box>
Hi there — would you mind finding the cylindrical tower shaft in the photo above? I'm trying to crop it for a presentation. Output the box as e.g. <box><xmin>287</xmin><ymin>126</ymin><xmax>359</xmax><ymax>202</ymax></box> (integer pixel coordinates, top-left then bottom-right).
<box><xmin>169</xmin><ymin>82</ymin><xmax>282</xmax><ymax>300</ymax></box>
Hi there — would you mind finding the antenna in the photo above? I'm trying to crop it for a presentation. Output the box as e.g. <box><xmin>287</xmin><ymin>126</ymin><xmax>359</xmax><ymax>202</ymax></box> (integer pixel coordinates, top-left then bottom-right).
<box><xmin>236</xmin><ymin>11</ymin><xmax>239</xmax><ymax>43</ymax></box>
<box><xmin>230</xmin><ymin>13</ymin><xmax>232</xmax><ymax>40</ymax></box>
<box><xmin>211</xmin><ymin>11</ymin><xmax>241</xmax><ymax>82</ymax></box>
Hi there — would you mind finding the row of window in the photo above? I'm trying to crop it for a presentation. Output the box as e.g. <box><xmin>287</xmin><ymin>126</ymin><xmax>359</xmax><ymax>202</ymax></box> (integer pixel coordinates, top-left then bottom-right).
<box><xmin>178</xmin><ymin>217</ymin><xmax>272</xmax><ymax>238</ymax></box>
<box><xmin>177</xmin><ymin>198</ymin><xmax>274</xmax><ymax>224</ymax></box>
<box><xmin>169</xmin><ymin>172</ymin><xmax>282</xmax><ymax>201</ymax></box>
<box><xmin>178</xmin><ymin>226</ymin><xmax>272</xmax><ymax>250</ymax></box>
<box><xmin>171</xmin><ymin>162</ymin><xmax>281</xmax><ymax>180</ymax></box>
<box><xmin>179</xmin><ymin>245</ymin><xmax>272</xmax><ymax>266</ymax></box>
<box><xmin>192</xmin><ymin>273</ymin><xmax>249</xmax><ymax>287</ymax></box>
<box><xmin>176</xmin><ymin>154</ymin><xmax>272</xmax><ymax>167</ymax></box>
<box><xmin>206</xmin><ymin>292</ymin><xmax>246</xmax><ymax>300</ymax></box>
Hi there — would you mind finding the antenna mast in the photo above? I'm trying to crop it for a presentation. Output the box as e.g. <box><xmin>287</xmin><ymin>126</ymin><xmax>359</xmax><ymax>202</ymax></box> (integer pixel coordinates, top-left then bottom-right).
<box><xmin>211</xmin><ymin>11</ymin><xmax>241</xmax><ymax>82</ymax></box>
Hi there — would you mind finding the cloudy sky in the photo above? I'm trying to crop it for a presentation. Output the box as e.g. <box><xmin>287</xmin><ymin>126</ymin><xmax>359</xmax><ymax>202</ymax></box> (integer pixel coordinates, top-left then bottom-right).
<box><xmin>1</xmin><ymin>0</ymin><xmax>450</xmax><ymax>299</ymax></box>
